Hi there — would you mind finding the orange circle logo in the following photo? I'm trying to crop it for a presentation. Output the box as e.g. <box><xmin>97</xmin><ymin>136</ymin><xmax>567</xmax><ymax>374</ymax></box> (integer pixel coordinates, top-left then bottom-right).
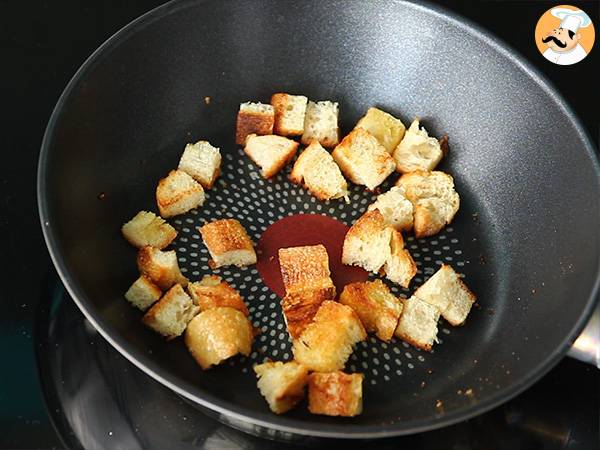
<box><xmin>535</xmin><ymin>5</ymin><xmax>595</xmax><ymax>65</ymax></box>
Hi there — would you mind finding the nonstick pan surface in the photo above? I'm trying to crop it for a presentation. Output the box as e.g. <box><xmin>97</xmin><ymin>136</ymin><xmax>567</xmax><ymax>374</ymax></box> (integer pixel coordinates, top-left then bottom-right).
<box><xmin>38</xmin><ymin>0</ymin><xmax>600</xmax><ymax>438</ymax></box>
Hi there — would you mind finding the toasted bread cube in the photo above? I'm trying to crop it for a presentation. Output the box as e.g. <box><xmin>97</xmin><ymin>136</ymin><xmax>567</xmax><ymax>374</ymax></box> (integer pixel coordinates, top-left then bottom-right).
<box><xmin>367</xmin><ymin>186</ymin><xmax>414</xmax><ymax>231</ymax></box>
<box><xmin>289</xmin><ymin>140</ymin><xmax>348</xmax><ymax>201</ymax></box>
<box><xmin>339</xmin><ymin>280</ymin><xmax>402</xmax><ymax>341</ymax></box>
<box><xmin>396</xmin><ymin>170</ymin><xmax>460</xmax><ymax>238</ymax></box>
<box><xmin>395</xmin><ymin>295</ymin><xmax>441</xmax><ymax>351</ymax></box>
<box><xmin>342</xmin><ymin>210</ymin><xmax>391</xmax><ymax>273</ymax></box>
<box><xmin>292</xmin><ymin>301</ymin><xmax>366</xmax><ymax>372</ymax></box>
<box><xmin>355</xmin><ymin>107</ymin><xmax>406</xmax><ymax>154</ymax></box>
<box><xmin>332</xmin><ymin>128</ymin><xmax>395</xmax><ymax>191</ymax></box>
<box><xmin>301</xmin><ymin>101</ymin><xmax>339</xmax><ymax>148</ymax></box>
<box><xmin>383</xmin><ymin>229</ymin><xmax>417</xmax><ymax>288</ymax></box>
<box><xmin>244</xmin><ymin>134</ymin><xmax>299</xmax><ymax>179</ymax></box>
<box><xmin>121</xmin><ymin>211</ymin><xmax>177</xmax><ymax>249</ymax></box>
<box><xmin>188</xmin><ymin>275</ymin><xmax>249</xmax><ymax>316</ymax></box>
<box><xmin>308</xmin><ymin>371</ymin><xmax>363</xmax><ymax>417</ymax></box>
<box><xmin>278</xmin><ymin>245</ymin><xmax>335</xmax><ymax>296</ymax></box>
<box><xmin>137</xmin><ymin>246</ymin><xmax>188</xmax><ymax>290</ymax></box>
<box><xmin>393</xmin><ymin>119</ymin><xmax>444</xmax><ymax>173</ymax></box>
<box><xmin>178</xmin><ymin>141</ymin><xmax>221</xmax><ymax>189</ymax></box>
<box><xmin>156</xmin><ymin>169</ymin><xmax>205</xmax><ymax>218</ymax></box>
<box><xmin>414</xmin><ymin>265</ymin><xmax>476</xmax><ymax>326</ymax></box>
<box><xmin>236</xmin><ymin>102</ymin><xmax>274</xmax><ymax>145</ymax></box>
<box><xmin>271</xmin><ymin>93</ymin><xmax>308</xmax><ymax>136</ymax></box>
<box><xmin>281</xmin><ymin>289</ymin><xmax>331</xmax><ymax>339</ymax></box>
<box><xmin>199</xmin><ymin>219</ymin><xmax>256</xmax><ymax>268</ymax></box>
<box><xmin>142</xmin><ymin>284</ymin><xmax>199</xmax><ymax>339</ymax></box>
<box><xmin>184</xmin><ymin>307</ymin><xmax>253</xmax><ymax>369</ymax></box>
<box><xmin>254</xmin><ymin>361</ymin><xmax>309</xmax><ymax>414</ymax></box>
<box><xmin>125</xmin><ymin>275</ymin><xmax>162</xmax><ymax>311</ymax></box>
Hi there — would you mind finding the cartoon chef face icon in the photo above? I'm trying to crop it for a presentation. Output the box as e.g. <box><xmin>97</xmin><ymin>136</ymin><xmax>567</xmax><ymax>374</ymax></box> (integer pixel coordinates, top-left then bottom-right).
<box><xmin>538</xmin><ymin>7</ymin><xmax>594</xmax><ymax>65</ymax></box>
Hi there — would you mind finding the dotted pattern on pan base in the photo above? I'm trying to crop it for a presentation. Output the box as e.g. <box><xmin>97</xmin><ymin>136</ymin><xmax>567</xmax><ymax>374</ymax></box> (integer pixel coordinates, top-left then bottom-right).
<box><xmin>170</xmin><ymin>147</ymin><xmax>467</xmax><ymax>385</ymax></box>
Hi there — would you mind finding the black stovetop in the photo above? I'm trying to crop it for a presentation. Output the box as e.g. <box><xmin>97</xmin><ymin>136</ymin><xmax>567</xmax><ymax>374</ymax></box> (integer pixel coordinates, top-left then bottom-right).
<box><xmin>1</xmin><ymin>1</ymin><xmax>598</xmax><ymax>449</ymax></box>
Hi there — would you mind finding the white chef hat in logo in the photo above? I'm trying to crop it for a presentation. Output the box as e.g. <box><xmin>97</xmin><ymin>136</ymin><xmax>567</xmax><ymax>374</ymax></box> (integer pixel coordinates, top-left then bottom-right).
<box><xmin>551</xmin><ymin>7</ymin><xmax>592</xmax><ymax>33</ymax></box>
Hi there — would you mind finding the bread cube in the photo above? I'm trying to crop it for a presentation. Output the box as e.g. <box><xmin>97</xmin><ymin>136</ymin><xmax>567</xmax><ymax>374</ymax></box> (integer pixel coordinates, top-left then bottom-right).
<box><xmin>137</xmin><ymin>246</ymin><xmax>188</xmax><ymax>290</ymax></box>
<box><xmin>278</xmin><ymin>245</ymin><xmax>335</xmax><ymax>296</ymax></box>
<box><xmin>281</xmin><ymin>288</ymin><xmax>330</xmax><ymax>339</ymax></box>
<box><xmin>188</xmin><ymin>275</ymin><xmax>249</xmax><ymax>316</ymax></box>
<box><xmin>124</xmin><ymin>275</ymin><xmax>162</xmax><ymax>311</ymax></box>
<box><xmin>396</xmin><ymin>170</ymin><xmax>460</xmax><ymax>238</ymax></box>
<box><xmin>395</xmin><ymin>295</ymin><xmax>441</xmax><ymax>351</ymax></box>
<box><xmin>244</xmin><ymin>134</ymin><xmax>299</xmax><ymax>179</ymax></box>
<box><xmin>301</xmin><ymin>101</ymin><xmax>339</xmax><ymax>148</ymax></box>
<box><xmin>308</xmin><ymin>371</ymin><xmax>363</xmax><ymax>417</ymax></box>
<box><xmin>332</xmin><ymin>128</ymin><xmax>395</xmax><ymax>191</ymax></box>
<box><xmin>367</xmin><ymin>186</ymin><xmax>414</xmax><ymax>231</ymax></box>
<box><xmin>156</xmin><ymin>169</ymin><xmax>205</xmax><ymax>218</ymax></box>
<box><xmin>355</xmin><ymin>107</ymin><xmax>406</xmax><ymax>154</ymax></box>
<box><xmin>142</xmin><ymin>284</ymin><xmax>199</xmax><ymax>339</ymax></box>
<box><xmin>199</xmin><ymin>219</ymin><xmax>256</xmax><ymax>268</ymax></box>
<box><xmin>342</xmin><ymin>210</ymin><xmax>391</xmax><ymax>273</ymax></box>
<box><xmin>185</xmin><ymin>307</ymin><xmax>253</xmax><ymax>369</ymax></box>
<box><xmin>292</xmin><ymin>301</ymin><xmax>366</xmax><ymax>372</ymax></box>
<box><xmin>121</xmin><ymin>211</ymin><xmax>177</xmax><ymax>249</ymax></box>
<box><xmin>178</xmin><ymin>140</ymin><xmax>221</xmax><ymax>189</ymax></box>
<box><xmin>236</xmin><ymin>102</ymin><xmax>274</xmax><ymax>145</ymax></box>
<box><xmin>383</xmin><ymin>229</ymin><xmax>417</xmax><ymax>288</ymax></box>
<box><xmin>393</xmin><ymin>119</ymin><xmax>443</xmax><ymax>173</ymax></box>
<box><xmin>289</xmin><ymin>140</ymin><xmax>348</xmax><ymax>201</ymax></box>
<box><xmin>414</xmin><ymin>264</ymin><xmax>476</xmax><ymax>326</ymax></box>
<box><xmin>254</xmin><ymin>361</ymin><xmax>309</xmax><ymax>414</ymax></box>
<box><xmin>271</xmin><ymin>93</ymin><xmax>308</xmax><ymax>136</ymax></box>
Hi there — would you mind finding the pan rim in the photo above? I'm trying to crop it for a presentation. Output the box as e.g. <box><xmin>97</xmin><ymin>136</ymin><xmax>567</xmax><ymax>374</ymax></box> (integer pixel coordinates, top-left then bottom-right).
<box><xmin>37</xmin><ymin>0</ymin><xmax>600</xmax><ymax>439</ymax></box>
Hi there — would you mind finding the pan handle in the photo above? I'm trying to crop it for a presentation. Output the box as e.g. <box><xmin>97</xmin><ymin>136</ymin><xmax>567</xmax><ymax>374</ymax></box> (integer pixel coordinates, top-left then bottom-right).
<box><xmin>568</xmin><ymin>305</ymin><xmax>600</xmax><ymax>368</ymax></box>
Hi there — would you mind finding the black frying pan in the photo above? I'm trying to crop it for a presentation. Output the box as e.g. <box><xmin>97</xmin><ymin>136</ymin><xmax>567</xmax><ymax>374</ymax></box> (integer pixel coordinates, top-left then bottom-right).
<box><xmin>38</xmin><ymin>0</ymin><xmax>600</xmax><ymax>439</ymax></box>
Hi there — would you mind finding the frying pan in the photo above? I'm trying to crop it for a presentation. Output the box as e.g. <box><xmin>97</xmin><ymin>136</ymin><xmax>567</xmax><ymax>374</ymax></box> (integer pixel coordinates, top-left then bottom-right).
<box><xmin>38</xmin><ymin>0</ymin><xmax>600</xmax><ymax>439</ymax></box>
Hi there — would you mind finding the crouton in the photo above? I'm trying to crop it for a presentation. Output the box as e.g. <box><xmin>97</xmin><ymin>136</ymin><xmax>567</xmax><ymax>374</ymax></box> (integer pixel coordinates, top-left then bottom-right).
<box><xmin>396</xmin><ymin>170</ymin><xmax>460</xmax><ymax>238</ymax></box>
<box><xmin>393</xmin><ymin>119</ymin><xmax>443</xmax><ymax>173</ymax></box>
<box><xmin>395</xmin><ymin>295</ymin><xmax>441</xmax><ymax>351</ymax></box>
<box><xmin>383</xmin><ymin>228</ymin><xmax>417</xmax><ymax>288</ymax></box>
<box><xmin>342</xmin><ymin>210</ymin><xmax>391</xmax><ymax>273</ymax></box>
<box><xmin>188</xmin><ymin>275</ymin><xmax>249</xmax><ymax>316</ymax></box>
<box><xmin>289</xmin><ymin>140</ymin><xmax>349</xmax><ymax>201</ymax></box>
<box><xmin>339</xmin><ymin>280</ymin><xmax>403</xmax><ymax>341</ymax></box>
<box><xmin>332</xmin><ymin>128</ymin><xmax>395</xmax><ymax>191</ymax></box>
<box><xmin>142</xmin><ymin>284</ymin><xmax>199</xmax><ymax>339</ymax></box>
<box><xmin>414</xmin><ymin>264</ymin><xmax>476</xmax><ymax>326</ymax></box>
<box><xmin>137</xmin><ymin>246</ymin><xmax>188</xmax><ymax>290</ymax></box>
<box><xmin>278</xmin><ymin>245</ymin><xmax>335</xmax><ymax>296</ymax></box>
<box><xmin>121</xmin><ymin>211</ymin><xmax>177</xmax><ymax>249</ymax></box>
<box><xmin>354</xmin><ymin>107</ymin><xmax>406</xmax><ymax>154</ymax></box>
<box><xmin>271</xmin><ymin>93</ymin><xmax>308</xmax><ymax>136</ymax></box>
<box><xmin>254</xmin><ymin>361</ymin><xmax>309</xmax><ymax>414</ymax></box>
<box><xmin>178</xmin><ymin>140</ymin><xmax>221</xmax><ymax>189</ymax></box>
<box><xmin>156</xmin><ymin>169</ymin><xmax>205</xmax><ymax>218</ymax></box>
<box><xmin>292</xmin><ymin>301</ymin><xmax>366</xmax><ymax>372</ymax></box>
<box><xmin>199</xmin><ymin>219</ymin><xmax>256</xmax><ymax>268</ymax></box>
<box><xmin>184</xmin><ymin>307</ymin><xmax>253</xmax><ymax>369</ymax></box>
<box><xmin>301</xmin><ymin>101</ymin><xmax>339</xmax><ymax>148</ymax></box>
<box><xmin>124</xmin><ymin>275</ymin><xmax>162</xmax><ymax>311</ymax></box>
<box><xmin>236</xmin><ymin>102</ymin><xmax>274</xmax><ymax>145</ymax></box>
<box><xmin>244</xmin><ymin>134</ymin><xmax>299</xmax><ymax>179</ymax></box>
<box><xmin>281</xmin><ymin>289</ymin><xmax>331</xmax><ymax>339</ymax></box>
<box><xmin>367</xmin><ymin>186</ymin><xmax>414</xmax><ymax>231</ymax></box>
<box><xmin>308</xmin><ymin>371</ymin><xmax>363</xmax><ymax>417</ymax></box>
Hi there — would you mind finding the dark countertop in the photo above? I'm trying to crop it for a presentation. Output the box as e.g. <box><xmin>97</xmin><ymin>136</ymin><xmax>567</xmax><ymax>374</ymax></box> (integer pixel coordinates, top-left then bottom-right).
<box><xmin>1</xmin><ymin>1</ymin><xmax>598</xmax><ymax>449</ymax></box>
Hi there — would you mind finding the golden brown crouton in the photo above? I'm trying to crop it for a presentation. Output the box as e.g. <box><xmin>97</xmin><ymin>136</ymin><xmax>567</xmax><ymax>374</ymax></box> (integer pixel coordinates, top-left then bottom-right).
<box><xmin>142</xmin><ymin>284</ymin><xmax>199</xmax><ymax>339</ymax></box>
<box><xmin>121</xmin><ymin>211</ymin><xmax>177</xmax><ymax>249</ymax></box>
<box><xmin>236</xmin><ymin>102</ymin><xmax>274</xmax><ymax>145</ymax></box>
<box><xmin>185</xmin><ymin>307</ymin><xmax>253</xmax><ymax>369</ymax></box>
<box><xmin>125</xmin><ymin>275</ymin><xmax>162</xmax><ymax>311</ymax></box>
<box><xmin>271</xmin><ymin>93</ymin><xmax>308</xmax><ymax>136</ymax></box>
<box><xmin>137</xmin><ymin>246</ymin><xmax>188</xmax><ymax>290</ymax></box>
<box><xmin>156</xmin><ymin>169</ymin><xmax>205</xmax><ymax>218</ymax></box>
<box><xmin>342</xmin><ymin>210</ymin><xmax>391</xmax><ymax>273</ymax></box>
<box><xmin>395</xmin><ymin>295</ymin><xmax>441</xmax><ymax>351</ymax></box>
<box><xmin>254</xmin><ymin>361</ymin><xmax>309</xmax><ymax>414</ymax></box>
<box><xmin>281</xmin><ymin>288</ymin><xmax>331</xmax><ymax>339</ymax></box>
<box><xmin>339</xmin><ymin>280</ymin><xmax>403</xmax><ymax>342</ymax></box>
<box><xmin>278</xmin><ymin>244</ymin><xmax>335</xmax><ymax>296</ymax></box>
<box><xmin>354</xmin><ymin>107</ymin><xmax>406</xmax><ymax>154</ymax></box>
<box><xmin>243</xmin><ymin>134</ymin><xmax>299</xmax><ymax>179</ymax></box>
<box><xmin>292</xmin><ymin>301</ymin><xmax>366</xmax><ymax>372</ymax></box>
<box><xmin>308</xmin><ymin>371</ymin><xmax>363</xmax><ymax>417</ymax></box>
<box><xmin>187</xmin><ymin>275</ymin><xmax>249</xmax><ymax>316</ymax></box>
<box><xmin>199</xmin><ymin>219</ymin><xmax>257</xmax><ymax>268</ymax></box>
